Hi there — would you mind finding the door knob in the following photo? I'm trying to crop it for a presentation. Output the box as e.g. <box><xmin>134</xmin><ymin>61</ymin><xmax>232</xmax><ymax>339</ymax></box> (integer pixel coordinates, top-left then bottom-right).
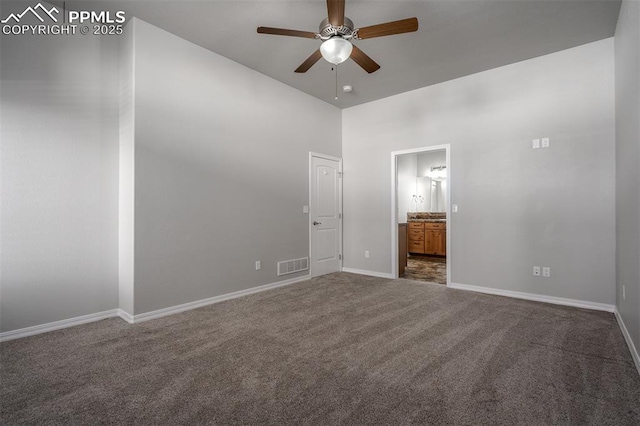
<box><xmin>313</xmin><ymin>221</ymin><xmax>322</xmax><ymax>225</ymax></box>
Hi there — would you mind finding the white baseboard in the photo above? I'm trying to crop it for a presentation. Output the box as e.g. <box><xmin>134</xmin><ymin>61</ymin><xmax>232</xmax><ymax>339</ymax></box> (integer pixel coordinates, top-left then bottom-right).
<box><xmin>448</xmin><ymin>282</ymin><xmax>615</xmax><ymax>313</ymax></box>
<box><xmin>117</xmin><ymin>309</ymin><xmax>134</xmax><ymax>324</ymax></box>
<box><xmin>0</xmin><ymin>276</ymin><xmax>310</xmax><ymax>341</ymax></box>
<box><xmin>131</xmin><ymin>275</ymin><xmax>310</xmax><ymax>323</ymax></box>
<box><xmin>0</xmin><ymin>309</ymin><xmax>121</xmax><ymax>343</ymax></box>
<box><xmin>341</xmin><ymin>267</ymin><xmax>394</xmax><ymax>279</ymax></box>
<box><xmin>614</xmin><ymin>309</ymin><xmax>640</xmax><ymax>376</ymax></box>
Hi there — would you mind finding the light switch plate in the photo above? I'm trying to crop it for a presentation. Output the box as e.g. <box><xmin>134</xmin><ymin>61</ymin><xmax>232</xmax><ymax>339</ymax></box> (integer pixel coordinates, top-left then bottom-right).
<box><xmin>532</xmin><ymin>139</ymin><xmax>540</xmax><ymax>149</ymax></box>
<box><xmin>302</xmin><ymin>205</ymin><xmax>309</xmax><ymax>214</ymax></box>
<box><xmin>452</xmin><ymin>204</ymin><xmax>458</xmax><ymax>213</ymax></box>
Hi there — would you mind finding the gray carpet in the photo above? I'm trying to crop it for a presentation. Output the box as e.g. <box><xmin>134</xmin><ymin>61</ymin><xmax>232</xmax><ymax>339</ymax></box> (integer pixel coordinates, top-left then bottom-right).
<box><xmin>1</xmin><ymin>272</ymin><xmax>639</xmax><ymax>425</ymax></box>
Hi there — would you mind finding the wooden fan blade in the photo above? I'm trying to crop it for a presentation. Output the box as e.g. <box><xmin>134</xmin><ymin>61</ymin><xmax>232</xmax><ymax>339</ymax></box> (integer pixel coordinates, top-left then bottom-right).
<box><xmin>257</xmin><ymin>27</ymin><xmax>317</xmax><ymax>39</ymax></box>
<box><xmin>295</xmin><ymin>50</ymin><xmax>323</xmax><ymax>73</ymax></box>
<box><xmin>356</xmin><ymin>17</ymin><xmax>418</xmax><ymax>39</ymax></box>
<box><xmin>350</xmin><ymin>45</ymin><xmax>380</xmax><ymax>74</ymax></box>
<box><xmin>327</xmin><ymin>0</ymin><xmax>345</xmax><ymax>27</ymax></box>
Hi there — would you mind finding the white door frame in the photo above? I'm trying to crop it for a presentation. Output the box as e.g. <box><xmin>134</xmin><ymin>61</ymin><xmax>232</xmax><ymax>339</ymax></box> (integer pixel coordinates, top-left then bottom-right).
<box><xmin>390</xmin><ymin>145</ymin><xmax>451</xmax><ymax>286</ymax></box>
<box><xmin>309</xmin><ymin>152</ymin><xmax>343</xmax><ymax>277</ymax></box>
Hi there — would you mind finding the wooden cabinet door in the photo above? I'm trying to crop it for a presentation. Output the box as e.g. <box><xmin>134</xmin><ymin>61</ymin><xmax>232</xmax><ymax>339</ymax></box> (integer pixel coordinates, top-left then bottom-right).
<box><xmin>425</xmin><ymin>229</ymin><xmax>437</xmax><ymax>255</ymax></box>
<box><xmin>425</xmin><ymin>227</ymin><xmax>446</xmax><ymax>256</ymax></box>
<box><xmin>433</xmin><ymin>230</ymin><xmax>446</xmax><ymax>256</ymax></box>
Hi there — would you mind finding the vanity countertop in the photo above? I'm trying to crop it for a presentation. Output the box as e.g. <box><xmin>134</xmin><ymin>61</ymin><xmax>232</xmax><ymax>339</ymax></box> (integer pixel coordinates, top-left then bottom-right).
<box><xmin>407</xmin><ymin>212</ymin><xmax>447</xmax><ymax>222</ymax></box>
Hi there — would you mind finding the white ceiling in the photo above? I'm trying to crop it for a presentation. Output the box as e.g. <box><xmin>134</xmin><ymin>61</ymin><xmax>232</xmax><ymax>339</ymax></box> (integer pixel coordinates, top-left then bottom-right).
<box><xmin>61</xmin><ymin>0</ymin><xmax>621</xmax><ymax>108</ymax></box>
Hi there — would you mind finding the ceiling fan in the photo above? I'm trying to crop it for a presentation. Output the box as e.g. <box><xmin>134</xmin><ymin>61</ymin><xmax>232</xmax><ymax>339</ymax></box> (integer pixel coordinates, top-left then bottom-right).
<box><xmin>257</xmin><ymin>0</ymin><xmax>418</xmax><ymax>74</ymax></box>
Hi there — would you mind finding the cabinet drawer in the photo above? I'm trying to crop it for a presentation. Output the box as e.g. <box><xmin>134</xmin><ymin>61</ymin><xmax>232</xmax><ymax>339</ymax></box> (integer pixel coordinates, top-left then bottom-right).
<box><xmin>425</xmin><ymin>222</ymin><xmax>446</xmax><ymax>230</ymax></box>
<box><xmin>408</xmin><ymin>240</ymin><xmax>425</xmax><ymax>253</ymax></box>
<box><xmin>408</xmin><ymin>229</ymin><xmax>424</xmax><ymax>240</ymax></box>
<box><xmin>408</xmin><ymin>222</ymin><xmax>424</xmax><ymax>230</ymax></box>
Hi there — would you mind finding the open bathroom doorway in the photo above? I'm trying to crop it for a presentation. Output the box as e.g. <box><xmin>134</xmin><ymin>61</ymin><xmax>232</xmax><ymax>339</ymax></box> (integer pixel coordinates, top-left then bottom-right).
<box><xmin>391</xmin><ymin>145</ymin><xmax>451</xmax><ymax>286</ymax></box>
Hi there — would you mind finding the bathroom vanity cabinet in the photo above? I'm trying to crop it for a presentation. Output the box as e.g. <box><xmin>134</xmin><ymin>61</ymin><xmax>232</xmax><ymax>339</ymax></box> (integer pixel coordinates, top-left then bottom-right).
<box><xmin>408</xmin><ymin>221</ymin><xmax>446</xmax><ymax>256</ymax></box>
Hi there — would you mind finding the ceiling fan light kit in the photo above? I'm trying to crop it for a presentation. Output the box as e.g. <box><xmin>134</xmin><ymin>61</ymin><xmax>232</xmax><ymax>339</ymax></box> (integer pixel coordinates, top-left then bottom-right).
<box><xmin>320</xmin><ymin>38</ymin><xmax>353</xmax><ymax>65</ymax></box>
<box><xmin>257</xmin><ymin>0</ymin><xmax>418</xmax><ymax>74</ymax></box>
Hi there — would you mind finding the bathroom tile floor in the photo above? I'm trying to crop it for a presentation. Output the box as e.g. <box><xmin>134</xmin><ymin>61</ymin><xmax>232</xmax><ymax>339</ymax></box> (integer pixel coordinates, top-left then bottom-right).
<box><xmin>403</xmin><ymin>255</ymin><xmax>447</xmax><ymax>284</ymax></box>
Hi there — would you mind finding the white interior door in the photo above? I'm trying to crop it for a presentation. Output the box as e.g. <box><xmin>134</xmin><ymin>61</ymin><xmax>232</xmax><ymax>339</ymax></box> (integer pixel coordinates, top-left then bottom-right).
<box><xmin>310</xmin><ymin>154</ymin><xmax>342</xmax><ymax>277</ymax></box>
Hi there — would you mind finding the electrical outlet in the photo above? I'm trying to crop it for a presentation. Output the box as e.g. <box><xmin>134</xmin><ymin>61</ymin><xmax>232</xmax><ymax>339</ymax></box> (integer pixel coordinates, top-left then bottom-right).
<box><xmin>302</xmin><ymin>205</ymin><xmax>309</xmax><ymax>214</ymax></box>
<box><xmin>533</xmin><ymin>266</ymin><xmax>541</xmax><ymax>276</ymax></box>
<box><xmin>365</xmin><ymin>251</ymin><xmax>370</xmax><ymax>258</ymax></box>
<box><xmin>541</xmin><ymin>137</ymin><xmax>550</xmax><ymax>148</ymax></box>
<box><xmin>623</xmin><ymin>285</ymin><xmax>626</xmax><ymax>300</ymax></box>
<box><xmin>542</xmin><ymin>267</ymin><xmax>551</xmax><ymax>277</ymax></box>
<box><xmin>255</xmin><ymin>261</ymin><xmax>261</xmax><ymax>270</ymax></box>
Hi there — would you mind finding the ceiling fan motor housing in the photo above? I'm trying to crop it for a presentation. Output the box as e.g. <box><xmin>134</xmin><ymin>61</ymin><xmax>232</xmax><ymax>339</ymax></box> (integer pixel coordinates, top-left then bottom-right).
<box><xmin>319</xmin><ymin>17</ymin><xmax>355</xmax><ymax>40</ymax></box>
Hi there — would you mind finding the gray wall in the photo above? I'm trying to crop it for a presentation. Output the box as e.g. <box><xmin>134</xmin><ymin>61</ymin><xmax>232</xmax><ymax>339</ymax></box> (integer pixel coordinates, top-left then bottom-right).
<box><xmin>0</xmin><ymin>2</ymin><xmax>120</xmax><ymax>331</ymax></box>
<box><xmin>342</xmin><ymin>39</ymin><xmax>616</xmax><ymax>305</ymax></box>
<box><xmin>0</xmin><ymin>13</ymin><xmax>340</xmax><ymax>331</ymax></box>
<box><xmin>615</xmin><ymin>0</ymin><xmax>640</xmax><ymax>354</ymax></box>
<box><xmin>130</xmin><ymin>20</ymin><xmax>341</xmax><ymax>314</ymax></box>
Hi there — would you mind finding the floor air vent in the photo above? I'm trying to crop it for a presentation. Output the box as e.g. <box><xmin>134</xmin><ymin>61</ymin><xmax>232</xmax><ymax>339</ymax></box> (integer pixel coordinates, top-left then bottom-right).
<box><xmin>277</xmin><ymin>257</ymin><xmax>309</xmax><ymax>276</ymax></box>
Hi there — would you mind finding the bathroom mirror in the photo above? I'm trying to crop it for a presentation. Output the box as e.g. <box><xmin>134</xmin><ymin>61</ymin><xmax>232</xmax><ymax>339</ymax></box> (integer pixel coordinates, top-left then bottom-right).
<box><xmin>416</xmin><ymin>176</ymin><xmax>446</xmax><ymax>212</ymax></box>
<box><xmin>397</xmin><ymin>149</ymin><xmax>447</xmax><ymax>223</ymax></box>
